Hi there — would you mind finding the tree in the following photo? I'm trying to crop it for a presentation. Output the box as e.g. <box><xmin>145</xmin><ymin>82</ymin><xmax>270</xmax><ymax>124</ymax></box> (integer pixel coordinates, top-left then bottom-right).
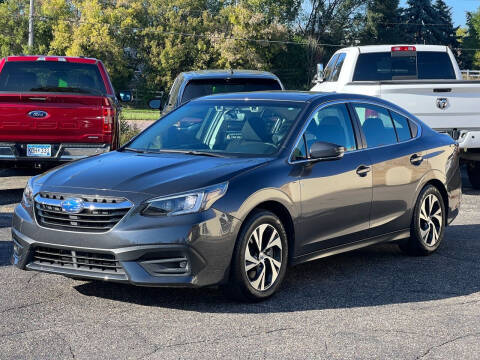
<box><xmin>0</xmin><ymin>0</ymin><xmax>29</xmax><ymax>57</ymax></box>
<box><xmin>432</xmin><ymin>0</ymin><xmax>459</xmax><ymax>47</ymax></box>
<box><xmin>360</xmin><ymin>0</ymin><xmax>403</xmax><ymax>45</ymax></box>
<box><xmin>403</xmin><ymin>0</ymin><xmax>439</xmax><ymax>44</ymax></box>
<box><xmin>301</xmin><ymin>0</ymin><xmax>365</xmax><ymax>83</ymax></box>
<box><xmin>458</xmin><ymin>10</ymin><xmax>480</xmax><ymax>70</ymax></box>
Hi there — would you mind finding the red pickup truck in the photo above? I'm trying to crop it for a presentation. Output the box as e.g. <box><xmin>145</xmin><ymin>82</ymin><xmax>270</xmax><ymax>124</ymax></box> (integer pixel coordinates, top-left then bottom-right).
<box><xmin>0</xmin><ymin>55</ymin><xmax>119</xmax><ymax>167</ymax></box>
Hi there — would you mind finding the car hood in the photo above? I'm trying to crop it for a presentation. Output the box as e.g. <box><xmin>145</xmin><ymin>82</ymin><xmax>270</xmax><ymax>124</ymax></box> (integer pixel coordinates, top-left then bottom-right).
<box><xmin>35</xmin><ymin>151</ymin><xmax>270</xmax><ymax>199</ymax></box>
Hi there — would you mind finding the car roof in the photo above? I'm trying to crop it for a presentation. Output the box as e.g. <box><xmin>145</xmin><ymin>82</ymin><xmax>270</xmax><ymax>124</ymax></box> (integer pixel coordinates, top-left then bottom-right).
<box><xmin>192</xmin><ymin>91</ymin><xmax>412</xmax><ymax>116</ymax></box>
<box><xmin>181</xmin><ymin>69</ymin><xmax>280</xmax><ymax>80</ymax></box>
<box><xmin>334</xmin><ymin>45</ymin><xmax>449</xmax><ymax>55</ymax></box>
<box><xmin>194</xmin><ymin>90</ymin><xmax>395</xmax><ymax>103</ymax></box>
<box><xmin>4</xmin><ymin>55</ymin><xmax>99</xmax><ymax>64</ymax></box>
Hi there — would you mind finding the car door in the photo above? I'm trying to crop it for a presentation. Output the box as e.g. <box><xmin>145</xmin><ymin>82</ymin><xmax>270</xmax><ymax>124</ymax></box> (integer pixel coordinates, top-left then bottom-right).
<box><xmin>351</xmin><ymin>102</ymin><xmax>428</xmax><ymax>237</ymax></box>
<box><xmin>293</xmin><ymin>102</ymin><xmax>373</xmax><ymax>256</ymax></box>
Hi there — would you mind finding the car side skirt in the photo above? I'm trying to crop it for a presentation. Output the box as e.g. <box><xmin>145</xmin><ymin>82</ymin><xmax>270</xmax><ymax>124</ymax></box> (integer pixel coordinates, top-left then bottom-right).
<box><xmin>291</xmin><ymin>229</ymin><xmax>410</xmax><ymax>266</ymax></box>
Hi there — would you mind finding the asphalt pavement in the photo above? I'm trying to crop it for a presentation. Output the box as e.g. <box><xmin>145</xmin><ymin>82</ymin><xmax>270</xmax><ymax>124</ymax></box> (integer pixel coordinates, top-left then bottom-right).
<box><xmin>0</xmin><ymin>167</ymin><xmax>479</xmax><ymax>359</ymax></box>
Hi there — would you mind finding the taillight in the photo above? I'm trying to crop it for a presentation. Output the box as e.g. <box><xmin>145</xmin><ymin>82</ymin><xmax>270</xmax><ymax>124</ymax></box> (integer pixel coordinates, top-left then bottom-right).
<box><xmin>102</xmin><ymin>97</ymin><xmax>115</xmax><ymax>133</ymax></box>
<box><xmin>391</xmin><ymin>46</ymin><xmax>416</xmax><ymax>52</ymax></box>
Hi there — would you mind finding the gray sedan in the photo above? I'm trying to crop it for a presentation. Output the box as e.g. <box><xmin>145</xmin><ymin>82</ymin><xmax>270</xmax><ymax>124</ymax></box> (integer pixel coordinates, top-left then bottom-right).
<box><xmin>11</xmin><ymin>91</ymin><xmax>461</xmax><ymax>301</ymax></box>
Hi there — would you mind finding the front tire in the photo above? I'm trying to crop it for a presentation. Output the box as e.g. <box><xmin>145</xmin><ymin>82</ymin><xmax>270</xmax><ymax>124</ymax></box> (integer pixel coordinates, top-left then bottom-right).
<box><xmin>400</xmin><ymin>185</ymin><xmax>446</xmax><ymax>256</ymax></box>
<box><xmin>225</xmin><ymin>210</ymin><xmax>288</xmax><ymax>302</ymax></box>
<box><xmin>467</xmin><ymin>161</ymin><xmax>480</xmax><ymax>189</ymax></box>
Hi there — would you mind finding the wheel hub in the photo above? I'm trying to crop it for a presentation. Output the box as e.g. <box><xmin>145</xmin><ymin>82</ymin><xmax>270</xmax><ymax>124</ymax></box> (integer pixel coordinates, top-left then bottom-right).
<box><xmin>244</xmin><ymin>223</ymin><xmax>283</xmax><ymax>291</ymax></box>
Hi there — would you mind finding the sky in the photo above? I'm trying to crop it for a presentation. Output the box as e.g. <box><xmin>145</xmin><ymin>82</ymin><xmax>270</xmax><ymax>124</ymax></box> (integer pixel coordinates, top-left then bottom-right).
<box><xmin>400</xmin><ymin>0</ymin><xmax>480</xmax><ymax>27</ymax></box>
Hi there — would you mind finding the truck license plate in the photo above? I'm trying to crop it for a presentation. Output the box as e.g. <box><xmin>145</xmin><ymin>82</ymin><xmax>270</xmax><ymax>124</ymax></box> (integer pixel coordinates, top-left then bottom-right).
<box><xmin>27</xmin><ymin>144</ymin><xmax>52</xmax><ymax>157</ymax></box>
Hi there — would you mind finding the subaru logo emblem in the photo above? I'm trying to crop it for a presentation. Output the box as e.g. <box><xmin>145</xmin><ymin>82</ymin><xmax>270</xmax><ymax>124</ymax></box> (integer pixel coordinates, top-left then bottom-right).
<box><xmin>28</xmin><ymin>110</ymin><xmax>48</xmax><ymax>118</ymax></box>
<box><xmin>61</xmin><ymin>198</ymin><xmax>85</xmax><ymax>214</ymax></box>
<box><xmin>436</xmin><ymin>98</ymin><xmax>448</xmax><ymax>110</ymax></box>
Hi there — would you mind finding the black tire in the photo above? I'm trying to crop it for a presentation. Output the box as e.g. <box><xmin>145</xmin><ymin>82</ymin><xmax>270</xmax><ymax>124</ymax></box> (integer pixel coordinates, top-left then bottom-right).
<box><xmin>400</xmin><ymin>185</ymin><xmax>446</xmax><ymax>256</ymax></box>
<box><xmin>467</xmin><ymin>161</ymin><xmax>480</xmax><ymax>190</ymax></box>
<box><xmin>225</xmin><ymin>210</ymin><xmax>288</xmax><ymax>302</ymax></box>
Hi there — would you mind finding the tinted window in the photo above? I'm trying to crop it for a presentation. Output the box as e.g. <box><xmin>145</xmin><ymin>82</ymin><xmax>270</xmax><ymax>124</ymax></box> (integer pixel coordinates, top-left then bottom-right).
<box><xmin>304</xmin><ymin>104</ymin><xmax>357</xmax><ymax>152</ymax></box>
<box><xmin>292</xmin><ymin>136</ymin><xmax>307</xmax><ymax>161</ymax></box>
<box><xmin>329</xmin><ymin>53</ymin><xmax>346</xmax><ymax>82</ymax></box>
<box><xmin>168</xmin><ymin>76</ymin><xmax>183</xmax><ymax>107</ymax></box>
<box><xmin>127</xmin><ymin>101</ymin><xmax>304</xmax><ymax>156</ymax></box>
<box><xmin>353</xmin><ymin>51</ymin><xmax>456</xmax><ymax>81</ymax></box>
<box><xmin>181</xmin><ymin>78</ymin><xmax>282</xmax><ymax>103</ymax></box>
<box><xmin>391</xmin><ymin>112</ymin><xmax>412</xmax><ymax>142</ymax></box>
<box><xmin>0</xmin><ymin>61</ymin><xmax>106</xmax><ymax>94</ymax></box>
<box><xmin>323</xmin><ymin>54</ymin><xmax>339</xmax><ymax>82</ymax></box>
<box><xmin>354</xmin><ymin>103</ymin><xmax>397</xmax><ymax>147</ymax></box>
<box><xmin>417</xmin><ymin>52</ymin><xmax>455</xmax><ymax>79</ymax></box>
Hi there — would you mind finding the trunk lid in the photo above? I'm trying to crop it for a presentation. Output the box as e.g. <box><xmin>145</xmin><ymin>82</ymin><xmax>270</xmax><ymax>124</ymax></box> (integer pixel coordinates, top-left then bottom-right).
<box><xmin>0</xmin><ymin>94</ymin><xmax>106</xmax><ymax>143</ymax></box>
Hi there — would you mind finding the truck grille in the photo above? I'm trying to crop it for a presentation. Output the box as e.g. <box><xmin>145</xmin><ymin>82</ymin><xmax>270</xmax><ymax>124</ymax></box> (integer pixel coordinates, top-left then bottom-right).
<box><xmin>34</xmin><ymin>192</ymin><xmax>133</xmax><ymax>233</ymax></box>
<box><xmin>33</xmin><ymin>246</ymin><xmax>125</xmax><ymax>275</ymax></box>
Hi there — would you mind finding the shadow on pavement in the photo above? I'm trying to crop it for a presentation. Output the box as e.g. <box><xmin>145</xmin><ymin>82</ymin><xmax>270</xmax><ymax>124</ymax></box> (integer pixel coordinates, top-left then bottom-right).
<box><xmin>0</xmin><ymin>189</ymin><xmax>23</xmax><ymax>206</ymax></box>
<box><xmin>0</xmin><ymin>213</ymin><xmax>12</xmax><ymax>229</ymax></box>
<box><xmin>0</xmin><ymin>240</ymin><xmax>12</xmax><ymax>267</ymax></box>
<box><xmin>74</xmin><ymin>223</ymin><xmax>480</xmax><ymax>312</ymax></box>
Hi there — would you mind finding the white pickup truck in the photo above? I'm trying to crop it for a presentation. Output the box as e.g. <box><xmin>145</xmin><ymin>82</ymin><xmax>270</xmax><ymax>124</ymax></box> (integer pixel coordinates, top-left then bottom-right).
<box><xmin>311</xmin><ymin>45</ymin><xmax>480</xmax><ymax>188</ymax></box>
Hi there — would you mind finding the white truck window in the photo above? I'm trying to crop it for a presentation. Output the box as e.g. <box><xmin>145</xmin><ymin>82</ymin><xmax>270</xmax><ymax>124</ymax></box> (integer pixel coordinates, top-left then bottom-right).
<box><xmin>353</xmin><ymin>51</ymin><xmax>456</xmax><ymax>81</ymax></box>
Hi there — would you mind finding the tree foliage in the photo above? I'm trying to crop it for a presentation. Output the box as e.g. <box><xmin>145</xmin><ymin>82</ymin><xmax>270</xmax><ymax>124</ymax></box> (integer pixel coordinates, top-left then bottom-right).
<box><xmin>0</xmin><ymin>0</ymin><xmax>477</xmax><ymax>95</ymax></box>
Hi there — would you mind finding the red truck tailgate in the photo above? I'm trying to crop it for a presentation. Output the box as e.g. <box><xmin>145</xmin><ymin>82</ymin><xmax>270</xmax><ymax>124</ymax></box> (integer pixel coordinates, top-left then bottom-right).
<box><xmin>0</xmin><ymin>94</ymin><xmax>106</xmax><ymax>143</ymax></box>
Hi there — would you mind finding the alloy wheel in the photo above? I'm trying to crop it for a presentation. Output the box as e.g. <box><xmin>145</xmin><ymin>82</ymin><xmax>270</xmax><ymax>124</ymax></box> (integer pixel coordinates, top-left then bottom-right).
<box><xmin>244</xmin><ymin>223</ymin><xmax>283</xmax><ymax>291</ymax></box>
<box><xmin>419</xmin><ymin>193</ymin><xmax>443</xmax><ymax>246</ymax></box>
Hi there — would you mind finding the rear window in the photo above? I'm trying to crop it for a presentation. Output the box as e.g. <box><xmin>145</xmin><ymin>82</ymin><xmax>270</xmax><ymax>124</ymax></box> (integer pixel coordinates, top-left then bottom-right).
<box><xmin>181</xmin><ymin>78</ymin><xmax>282</xmax><ymax>103</ymax></box>
<box><xmin>0</xmin><ymin>61</ymin><xmax>107</xmax><ymax>95</ymax></box>
<box><xmin>353</xmin><ymin>51</ymin><xmax>456</xmax><ymax>81</ymax></box>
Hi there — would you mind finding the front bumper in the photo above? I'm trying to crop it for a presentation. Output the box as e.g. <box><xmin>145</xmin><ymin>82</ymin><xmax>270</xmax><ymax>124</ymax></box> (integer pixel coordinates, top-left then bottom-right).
<box><xmin>0</xmin><ymin>143</ymin><xmax>110</xmax><ymax>163</ymax></box>
<box><xmin>11</xmin><ymin>203</ymin><xmax>241</xmax><ymax>287</ymax></box>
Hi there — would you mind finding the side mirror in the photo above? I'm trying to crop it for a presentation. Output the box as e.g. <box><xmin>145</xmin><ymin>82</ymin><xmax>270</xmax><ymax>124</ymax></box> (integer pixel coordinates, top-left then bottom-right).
<box><xmin>315</xmin><ymin>63</ymin><xmax>324</xmax><ymax>83</ymax></box>
<box><xmin>118</xmin><ymin>90</ymin><xmax>133</xmax><ymax>102</ymax></box>
<box><xmin>148</xmin><ymin>98</ymin><xmax>162</xmax><ymax>110</ymax></box>
<box><xmin>309</xmin><ymin>141</ymin><xmax>344</xmax><ymax>160</ymax></box>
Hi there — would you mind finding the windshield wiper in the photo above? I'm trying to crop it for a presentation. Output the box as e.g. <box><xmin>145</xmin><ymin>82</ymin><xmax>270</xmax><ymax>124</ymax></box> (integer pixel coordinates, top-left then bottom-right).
<box><xmin>158</xmin><ymin>150</ymin><xmax>226</xmax><ymax>158</ymax></box>
<box><xmin>123</xmin><ymin>147</ymin><xmax>147</xmax><ymax>154</ymax></box>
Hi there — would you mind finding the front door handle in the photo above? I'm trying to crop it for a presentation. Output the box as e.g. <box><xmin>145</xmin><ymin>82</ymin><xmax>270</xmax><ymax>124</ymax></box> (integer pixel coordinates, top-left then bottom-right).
<box><xmin>356</xmin><ymin>165</ymin><xmax>371</xmax><ymax>177</ymax></box>
<box><xmin>410</xmin><ymin>154</ymin><xmax>423</xmax><ymax>166</ymax></box>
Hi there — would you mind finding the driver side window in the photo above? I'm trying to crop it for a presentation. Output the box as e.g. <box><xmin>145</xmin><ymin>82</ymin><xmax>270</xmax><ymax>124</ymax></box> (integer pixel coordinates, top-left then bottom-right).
<box><xmin>304</xmin><ymin>104</ymin><xmax>357</xmax><ymax>153</ymax></box>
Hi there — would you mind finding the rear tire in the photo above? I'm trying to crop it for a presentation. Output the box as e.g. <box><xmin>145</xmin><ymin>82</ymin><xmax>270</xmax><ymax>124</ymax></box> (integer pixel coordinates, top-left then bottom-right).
<box><xmin>225</xmin><ymin>210</ymin><xmax>288</xmax><ymax>302</ymax></box>
<box><xmin>467</xmin><ymin>161</ymin><xmax>480</xmax><ymax>189</ymax></box>
<box><xmin>400</xmin><ymin>185</ymin><xmax>446</xmax><ymax>256</ymax></box>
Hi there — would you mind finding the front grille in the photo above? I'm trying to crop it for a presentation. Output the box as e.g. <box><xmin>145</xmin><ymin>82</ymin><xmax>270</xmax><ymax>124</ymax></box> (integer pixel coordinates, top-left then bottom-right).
<box><xmin>33</xmin><ymin>246</ymin><xmax>125</xmax><ymax>275</ymax></box>
<box><xmin>34</xmin><ymin>192</ymin><xmax>133</xmax><ymax>233</ymax></box>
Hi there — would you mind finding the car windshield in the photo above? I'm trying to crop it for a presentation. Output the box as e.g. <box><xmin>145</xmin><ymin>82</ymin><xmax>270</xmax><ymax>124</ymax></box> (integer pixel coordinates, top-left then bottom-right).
<box><xmin>0</xmin><ymin>61</ymin><xmax>107</xmax><ymax>95</ymax></box>
<box><xmin>125</xmin><ymin>100</ymin><xmax>304</xmax><ymax>156</ymax></box>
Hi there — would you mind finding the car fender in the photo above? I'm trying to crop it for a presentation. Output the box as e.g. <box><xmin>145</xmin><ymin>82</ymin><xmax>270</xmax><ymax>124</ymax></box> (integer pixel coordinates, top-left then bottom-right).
<box><xmin>233</xmin><ymin>186</ymin><xmax>299</xmax><ymax>225</ymax></box>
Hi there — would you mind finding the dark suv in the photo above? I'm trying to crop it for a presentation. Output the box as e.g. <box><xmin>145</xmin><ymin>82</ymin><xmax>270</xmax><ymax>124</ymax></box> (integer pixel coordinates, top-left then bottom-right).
<box><xmin>152</xmin><ymin>70</ymin><xmax>284</xmax><ymax>114</ymax></box>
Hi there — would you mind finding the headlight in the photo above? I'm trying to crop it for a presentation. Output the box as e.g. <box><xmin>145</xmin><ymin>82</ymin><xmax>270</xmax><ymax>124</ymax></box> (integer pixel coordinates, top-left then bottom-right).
<box><xmin>21</xmin><ymin>180</ymin><xmax>34</xmax><ymax>208</ymax></box>
<box><xmin>141</xmin><ymin>182</ymin><xmax>228</xmax><ymax>216</ymax></box>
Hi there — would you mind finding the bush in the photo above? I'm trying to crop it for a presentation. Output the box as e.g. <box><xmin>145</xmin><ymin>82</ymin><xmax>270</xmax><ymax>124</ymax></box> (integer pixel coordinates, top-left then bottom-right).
<box><xmin>120</xmin><ymin>118</ymin><xmax>141</xmax><ymax>146</ymax></box>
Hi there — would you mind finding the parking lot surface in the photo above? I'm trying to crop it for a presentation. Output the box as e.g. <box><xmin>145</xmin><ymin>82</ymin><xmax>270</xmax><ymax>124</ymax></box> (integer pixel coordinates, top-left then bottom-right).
<box><xmin>0</xmin><ymin>167</ymin><xmax>479</xmax><ymax>359</ymax></box>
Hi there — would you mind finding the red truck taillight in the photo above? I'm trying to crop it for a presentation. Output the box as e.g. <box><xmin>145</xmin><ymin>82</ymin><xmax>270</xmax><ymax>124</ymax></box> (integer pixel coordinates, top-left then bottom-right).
<box><xmin>102</xmin><ymin>97</ymin><xmax>115</xmax><ymax>134</ymax></box>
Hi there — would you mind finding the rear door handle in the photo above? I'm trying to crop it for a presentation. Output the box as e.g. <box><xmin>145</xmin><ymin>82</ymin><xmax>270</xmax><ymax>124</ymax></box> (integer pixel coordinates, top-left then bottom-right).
<box><xmin>356</xmin><ymin>165</ymin><xmax>371</xmax><ymax>177</ymax></box>
<box><xmin>410</xmin><ymin>154</ymin><xmax>423</xmax><ymax>166</ymax></box>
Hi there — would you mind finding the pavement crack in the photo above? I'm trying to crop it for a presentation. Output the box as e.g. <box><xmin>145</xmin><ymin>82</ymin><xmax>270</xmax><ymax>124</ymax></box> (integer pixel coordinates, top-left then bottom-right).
<box><xmin>137</xmin><ymin>327</ymin><xmax>295</xmax><ymax>359</ymax></box>
<box><xmin>416</xmin><ymin>333</ymin><xmax>480</xmax><ymax>359</ymax></box>
<box><xmin>0</xmin><ymin>293</ymin><xmax>63</xmax><ymax>314</ymax></box>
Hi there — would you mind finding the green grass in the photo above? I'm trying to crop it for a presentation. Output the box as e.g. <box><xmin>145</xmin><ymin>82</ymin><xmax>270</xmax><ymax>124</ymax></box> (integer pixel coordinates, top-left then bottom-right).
<box><xmin>120</xmin><ymin>108</ymin><xmax>160</xmax><ymax>121</ymax></box>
